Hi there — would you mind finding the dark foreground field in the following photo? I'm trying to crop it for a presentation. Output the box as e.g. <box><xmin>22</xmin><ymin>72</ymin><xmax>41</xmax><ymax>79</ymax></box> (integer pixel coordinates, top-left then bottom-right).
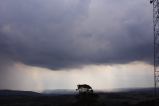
<box><xmin>0</xmin><ymin>89</ymin><xmax>159</xmax><ymax>106</ymax></box>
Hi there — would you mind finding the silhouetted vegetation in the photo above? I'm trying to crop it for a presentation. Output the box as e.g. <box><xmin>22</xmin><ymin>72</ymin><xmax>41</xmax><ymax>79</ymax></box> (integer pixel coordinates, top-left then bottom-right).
<box><xmin>74</xmin><ymin>84</ymin><xmax>99</xmax><ymax>106</ymax></box>
<box><xmin>0</xmin><ymin>90</ymin><xmax>159</xmax><ymax>106</ymax></box>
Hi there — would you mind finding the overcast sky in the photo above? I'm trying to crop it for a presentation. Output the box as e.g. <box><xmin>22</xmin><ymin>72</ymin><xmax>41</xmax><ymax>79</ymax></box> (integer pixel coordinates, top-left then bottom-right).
<box><xmin>0</xmin><ymin>0</ymin><xmax>154</xmax><ymax>92</ymax></box>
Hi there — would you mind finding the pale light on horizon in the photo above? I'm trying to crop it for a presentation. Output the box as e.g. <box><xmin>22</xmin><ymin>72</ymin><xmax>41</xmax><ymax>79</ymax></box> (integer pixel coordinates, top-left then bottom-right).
<box><xmin>0</xmin><ymin>61</ymin><xmax>153</xmax><ymax>92</ymax></box>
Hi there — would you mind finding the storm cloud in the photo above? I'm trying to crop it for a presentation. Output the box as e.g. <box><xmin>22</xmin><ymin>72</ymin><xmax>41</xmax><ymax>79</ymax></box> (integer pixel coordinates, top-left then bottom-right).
<box><xmin>0</xmin><ymin>0</ymin><xmax>153</xmax><ymax>70</ymax></box>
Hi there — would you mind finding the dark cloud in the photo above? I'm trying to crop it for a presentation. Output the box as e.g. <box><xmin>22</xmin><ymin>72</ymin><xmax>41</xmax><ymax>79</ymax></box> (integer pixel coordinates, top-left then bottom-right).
<box><xmin>0</xmin><ymin>0</ymin><xmax>153</xmax><ymax>70</ymax></box>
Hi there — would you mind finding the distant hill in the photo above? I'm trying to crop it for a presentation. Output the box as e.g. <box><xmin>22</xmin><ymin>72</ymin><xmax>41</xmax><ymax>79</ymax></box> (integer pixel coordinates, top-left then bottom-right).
<box><xmin>96</xmin><ymin>87</ymin><xmax>158</xmax><ymax>93</ymax></box>
<box><xmin>0</xmin><ymin>89</ymin><xmax>76</xmax><ymax>96</ymax></box>
<box><xmin>0</xmin><ymin>90</ymin><xmax>41</xmax><ymax>96</ymax></box>
<box><xmin>42</xmin><ymin>89</ymin><xmax>76</xmax><ymax>95</ymax></box>
<box><xmin>0</xmin><ymin>88</ymin><xmax>158</xmax><ymax>96</ymax></box>
<box><xmin>114</xmin><ymin>87</ymin><xmax>158</xmax><ymax>93</ymax></box>
<box><xmin>0</xmin><ymin>88</ymin><xmax>158</xmax><ymax>106</ymax></box>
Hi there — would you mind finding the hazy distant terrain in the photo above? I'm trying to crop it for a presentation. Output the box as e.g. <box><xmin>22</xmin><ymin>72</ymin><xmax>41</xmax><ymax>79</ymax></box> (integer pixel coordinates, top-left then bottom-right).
<box><xmin>0</xmin><ymin>89</ymin><xmax>159</xmax><ymax>106</ymax></box>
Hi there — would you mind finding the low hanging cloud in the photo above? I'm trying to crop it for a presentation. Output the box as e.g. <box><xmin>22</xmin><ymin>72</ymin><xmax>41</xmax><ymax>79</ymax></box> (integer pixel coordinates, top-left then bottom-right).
<box><xmin>0</xmin><ymin>0</ymin><xmax>153</xmax><ymax>70</ymax></box>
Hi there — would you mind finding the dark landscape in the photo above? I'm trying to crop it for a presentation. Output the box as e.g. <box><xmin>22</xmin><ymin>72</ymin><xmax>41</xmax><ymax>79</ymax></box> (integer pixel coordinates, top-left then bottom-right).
<box><xmin>0</xmin><ymin>88</ymin><xmax>159</xmax><ymax>106</ymax></box>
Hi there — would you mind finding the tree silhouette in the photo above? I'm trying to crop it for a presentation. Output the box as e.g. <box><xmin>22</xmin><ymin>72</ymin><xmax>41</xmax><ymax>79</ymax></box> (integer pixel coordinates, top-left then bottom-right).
<box><xmin>75</xmin><ymin>84</ymin><xmax>98</xmax><ymax>106</ymax></box>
